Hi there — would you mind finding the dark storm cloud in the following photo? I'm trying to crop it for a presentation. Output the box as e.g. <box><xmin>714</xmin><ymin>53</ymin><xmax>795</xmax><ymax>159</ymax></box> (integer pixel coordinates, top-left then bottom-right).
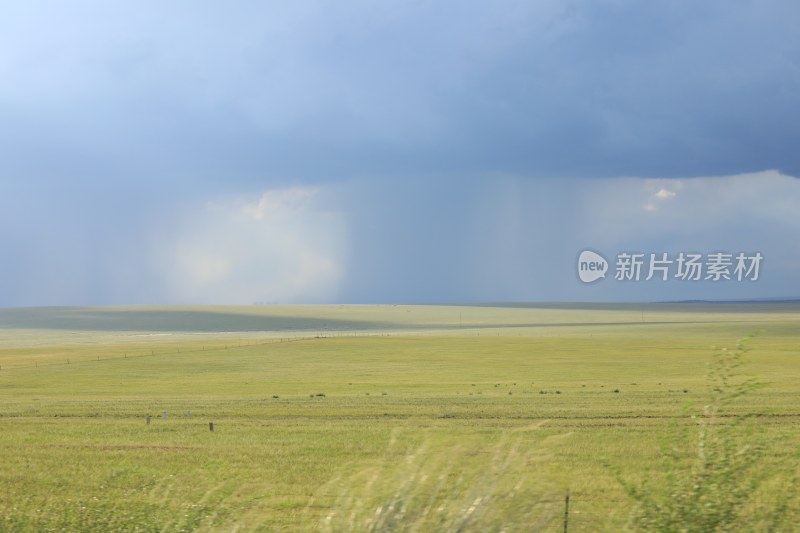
<box><xmin>2</xmin><ymin>1</ymin><xmax>799</xmax><ymax>184</ymax></box>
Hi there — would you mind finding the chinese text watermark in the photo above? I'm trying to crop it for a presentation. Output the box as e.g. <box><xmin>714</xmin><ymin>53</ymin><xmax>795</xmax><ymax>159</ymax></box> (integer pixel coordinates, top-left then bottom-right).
<box><xmin>578</xmin><ymin>250</ymin><xmax>762</xmax><ymax>284</ymax></box>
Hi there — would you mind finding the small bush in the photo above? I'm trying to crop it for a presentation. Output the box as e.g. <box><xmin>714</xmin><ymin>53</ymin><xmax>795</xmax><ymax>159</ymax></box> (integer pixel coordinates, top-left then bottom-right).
<box><xmin>612</xmin><ymin>333</ymin><xmax>797</xmax><ymax>532</ymax></box>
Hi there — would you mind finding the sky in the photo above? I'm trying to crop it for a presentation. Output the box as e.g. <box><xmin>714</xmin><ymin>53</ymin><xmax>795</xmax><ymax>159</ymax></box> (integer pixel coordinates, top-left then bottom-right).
<box><xmin>1</xmin><ymin>1</ymin><xmax>799</xmax><ymax>306</ymax></box>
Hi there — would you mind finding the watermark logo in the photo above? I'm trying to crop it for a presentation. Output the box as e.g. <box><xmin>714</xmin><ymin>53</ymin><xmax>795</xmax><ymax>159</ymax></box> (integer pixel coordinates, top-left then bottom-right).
<box><xmin>577</xmin><ymin>250</ymin><xmax>609</xmax><ymax>283</ymax></box>
<box><xmin>577</xmin><ymin>250</ymin><xmax>763</xmax><ymax>284</ymax></box>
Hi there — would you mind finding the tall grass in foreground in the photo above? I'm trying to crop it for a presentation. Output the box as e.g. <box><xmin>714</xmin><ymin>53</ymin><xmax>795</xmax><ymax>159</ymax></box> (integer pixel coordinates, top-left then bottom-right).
<box><xmin>316</xmin><ymin>425</ymin><xmax>561</xmax><ymax>532</ymax></box>
<box><xmin>613</xmin><ymin>333</ymin><xmax>798</xmax><ymax>532</ymax></box>
<box><xmin>0</xmin><ymin>486</ymin><xmax>219</xmax><ymax>533</ymax></box>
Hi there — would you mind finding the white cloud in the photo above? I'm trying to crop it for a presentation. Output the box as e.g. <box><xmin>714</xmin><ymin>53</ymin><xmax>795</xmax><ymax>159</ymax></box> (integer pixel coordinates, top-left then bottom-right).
<box><xmin>655</xmin><ymin>188</ymin><xmax>676</xmax><ymax>199</ymax></box>
<box><xmin>240</xmin><ymin>187</ymin><xmax>319</xmax><ymax>221</ymax></box>
<box><xmin>154</xmin><ymin>186</ymin><xmax>345</xmax><ymax>304</ymax></box>
<box><xmin>641</xmin><ymin>186</ymin><xmax>677</xmax><ymax>211</ymax></box>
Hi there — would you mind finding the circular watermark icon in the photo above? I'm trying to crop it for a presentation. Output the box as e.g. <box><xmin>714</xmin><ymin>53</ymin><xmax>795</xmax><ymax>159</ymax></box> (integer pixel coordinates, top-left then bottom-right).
<box><xmin>577</xmin><ymin>249</ymin><xmax>609</xmax><ymax>284</ymax></box>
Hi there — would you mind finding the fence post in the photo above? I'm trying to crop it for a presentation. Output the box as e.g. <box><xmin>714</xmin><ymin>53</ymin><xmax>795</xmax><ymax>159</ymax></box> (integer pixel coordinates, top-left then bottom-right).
<box><xmin>563</xmin><ymin>491</ymin><xmax>570</xmax><ymax>533</ymax></box>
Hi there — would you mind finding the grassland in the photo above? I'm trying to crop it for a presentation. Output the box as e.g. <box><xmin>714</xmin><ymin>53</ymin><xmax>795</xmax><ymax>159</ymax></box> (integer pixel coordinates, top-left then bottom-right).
<box><xmin>0</xmin><ymin>303</ymin><xmax>798</xmax><ymax>531</ymax></box>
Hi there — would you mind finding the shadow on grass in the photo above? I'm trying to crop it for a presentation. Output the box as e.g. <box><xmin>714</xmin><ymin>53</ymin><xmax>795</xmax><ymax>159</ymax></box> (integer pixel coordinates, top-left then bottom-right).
<box><xmin>0</xmin><ymin>307</ymin><xmax>391</xmax><ymax>332</ymax></box>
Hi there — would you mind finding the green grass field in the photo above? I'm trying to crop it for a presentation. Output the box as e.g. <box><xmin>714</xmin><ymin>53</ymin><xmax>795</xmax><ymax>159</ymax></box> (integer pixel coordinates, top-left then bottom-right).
<box><xmin>0</xmin><ymin>303</ymin><xmax>798</xmax><ymax>531</ymax></box>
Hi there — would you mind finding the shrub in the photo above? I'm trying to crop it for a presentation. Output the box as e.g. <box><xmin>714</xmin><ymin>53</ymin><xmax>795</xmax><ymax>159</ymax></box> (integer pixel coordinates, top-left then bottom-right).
<box><xmin>612</xmin><ymin>333</ymin><xmax>797</xmax><ymax>532</ymax></box>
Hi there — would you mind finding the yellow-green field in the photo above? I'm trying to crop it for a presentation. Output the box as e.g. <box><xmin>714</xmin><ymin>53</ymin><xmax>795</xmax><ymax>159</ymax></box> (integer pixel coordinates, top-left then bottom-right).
<box><xmin>0</xmin><ymin>304</ymin><xmax>798</xmax><ymax>531</ymax></box>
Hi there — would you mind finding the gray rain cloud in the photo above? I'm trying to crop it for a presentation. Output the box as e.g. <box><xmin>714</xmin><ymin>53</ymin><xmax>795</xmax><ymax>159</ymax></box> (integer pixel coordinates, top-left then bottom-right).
<box><xmin>1</xmin><ymin>1</ymin><xmax>799</xmax><ymax>305</ymax></box>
